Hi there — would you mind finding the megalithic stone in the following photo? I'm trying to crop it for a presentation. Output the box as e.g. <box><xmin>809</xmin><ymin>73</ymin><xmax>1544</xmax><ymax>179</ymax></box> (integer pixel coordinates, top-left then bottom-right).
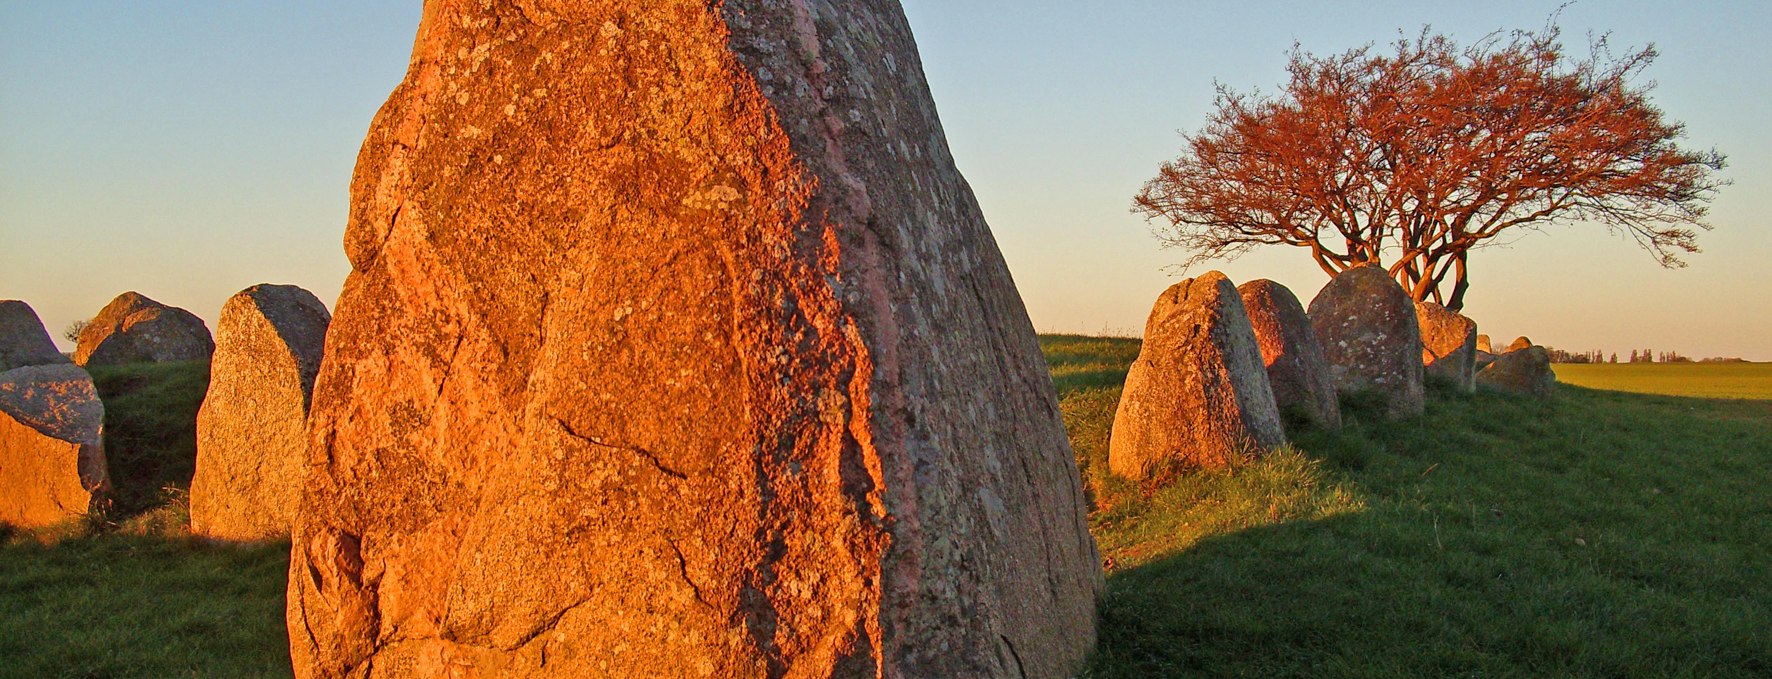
<box><xmin>288</xmin><ymin>2</ymin><xmax>1102</xmax><ymax>678</ymax></box>
<box><xmin>1238</xmin><ymin>280</ymin><xmax>1341</xmax><ymax>432</ymax></box>
<box><xmin>0</xmin><ymin>364</ymin><xmax>108</xmax><ymax>527</ymax></box>
<box><xmin>0</xmin><ymin>300</ymin><xmax>72</xmax><ymax>373</ymax></box>
<box><xmin>1308</xmin><ymin>264</ymin><xmax>1425</xmax><ymax>419</ymax></box>
<box><xmin>190</xmin><ymin>285</ymin><xmax>330</xmax><ymax>541</ymax></box>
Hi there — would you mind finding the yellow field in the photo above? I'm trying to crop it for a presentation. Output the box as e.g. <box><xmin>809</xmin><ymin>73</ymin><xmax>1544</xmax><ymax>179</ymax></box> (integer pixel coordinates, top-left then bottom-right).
<box><xmin>1554</xmin><ymin>362</ymin><xmax>1772</xmax><ymax>400</ymax></box>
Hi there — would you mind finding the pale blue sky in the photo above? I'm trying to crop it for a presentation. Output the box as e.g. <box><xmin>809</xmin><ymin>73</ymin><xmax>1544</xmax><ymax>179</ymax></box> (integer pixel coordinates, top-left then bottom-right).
<box><xmin>4</xmin><ymin>1</ymin><xmax>1768</xmax><ymax>359</ymax></box>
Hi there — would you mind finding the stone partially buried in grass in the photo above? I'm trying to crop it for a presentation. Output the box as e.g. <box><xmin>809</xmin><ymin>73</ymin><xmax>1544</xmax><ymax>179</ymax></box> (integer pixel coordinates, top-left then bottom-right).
<box><xmin>190</xmin><ymin>285</ymin><xmax>330</xmax><ymax>541</ymax></box>
<box><xmin>1416</xmin><ymin>302</ymin><xmax>1477</xmax><ymax>392</ymax></box>
<box><xmin>1110</xmin><ymin>272</ymin><xmax>1286</xmax><ymax>480</ymax></box>
<box><xmin>0</xmin><ymin>364</ymin><xmax>108</xmax><ymax>527</ymax></box>
<box><xmin>288</xmin><ymin>2</ymin><xmax>1101</xmax><ymax>676</ymax></box>
<box><xmin>0</xmin><ymin>300</ymin><xmax>72</xmax><ymax>373</ymax></box>
<box><xmin>1308</xmin><ymin>264</ymin><xmax>1425</xmax><ymax>418</ymax></box>
<box><xmin>1478</xmin><ymin>345</ymin><xmax>1556</xmax><ymax>397</ymax></box>
<box><xmin>74</xmin><ymin>292</ymin><xmax>214</xmax><ymax>368</ymax></box>
<box><xmin>1238</xmin><ymin>279</ymin><xmax>1341</xmax><ymax>432</ymax></box>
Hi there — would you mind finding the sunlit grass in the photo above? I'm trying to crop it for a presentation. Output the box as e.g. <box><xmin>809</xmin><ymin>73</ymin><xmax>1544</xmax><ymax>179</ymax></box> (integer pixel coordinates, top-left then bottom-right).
<box><xmin>1554</xmin><ymin>362</ymin><xmax>1772</xmax><ymax>400</ymax></box>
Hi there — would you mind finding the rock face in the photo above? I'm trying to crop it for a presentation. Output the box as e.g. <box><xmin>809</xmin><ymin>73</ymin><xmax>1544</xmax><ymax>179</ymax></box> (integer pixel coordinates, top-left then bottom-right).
<box><xmin>1237</xmin><ymin>280</ymin><xmax>1341</xmax><ymax>431</ymax></box>
<box><xmin>0</xmin><ymin>300</ymin><xmax>71</xmax><ymax>373</ymax></box>
<box><xmin>190</xmin><ymin>285</ymin><xmax>331</xmax><ymax>541</ymax></box>
<box><xmin>73</xmin><ymin>292</ymin><xmax>214</xmax><ymax>367</ymax></box>
<box><xmin>1507</xmin><ymin>336</ymin><xmax>1534</xmax><ymax>353</ymax></box>
<box><xmin>0</xmin><ymin>364</ymin><xmax>108</xmax><ymax>527</ymax></box>
<box><xmin>288</xmin><ymin>3</ymin><xmax>1101</xmax><ymax>678</ymax></box>
<box><xmin>1109</xmin><ymin>273</ymin><xmax>1286</xmax><ymax>479</ymax></box>
<box><xmin>1307</xmin><ymin>265</ymin><xmax>1424</xmax><ymax>418</ymax></box>
<box><xmin>1476</xmin><ymin>334</ymin><xmax>1493</xmax><ymax>354</ymax></box>
<box><xmin>1477</xmin><ymin>346</ymin><xmax>1556</xmax><ymax>397</ymax></box>
<box><xmin>1415</xmin><ymin>302</ymin><xmax>1477</xmax><ymax>392</ymax></box>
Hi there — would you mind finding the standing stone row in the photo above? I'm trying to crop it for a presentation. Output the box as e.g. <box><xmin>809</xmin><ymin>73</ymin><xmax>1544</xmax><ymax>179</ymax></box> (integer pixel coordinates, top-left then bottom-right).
<box><xmin>1110</xmin><ymin>263</ymin><xmax>1503</xmax><ymax>482</ymax></box>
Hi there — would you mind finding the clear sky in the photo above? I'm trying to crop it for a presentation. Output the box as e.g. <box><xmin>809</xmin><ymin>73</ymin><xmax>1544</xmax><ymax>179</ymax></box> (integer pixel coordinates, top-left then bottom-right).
<box><xmin>3</xmin><ymin>1</ymin><xmax>1768</xmax><ymax>360</ymax></box>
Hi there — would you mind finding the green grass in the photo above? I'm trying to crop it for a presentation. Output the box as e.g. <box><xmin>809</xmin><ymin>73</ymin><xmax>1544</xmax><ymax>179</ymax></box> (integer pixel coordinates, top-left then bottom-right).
<box><xmin>1063</xmin><ymin>338</ymin><xmax>1772</xmax><ymax>677</ymax></box>
<box><xmin>3</xmin><ymin>342</ymin><xmax>1769</xmax><ymax>677</ymax></box>
<box><xmin>87</xmin><ymin>361</ymin><xmax>210</xmax><ymax>517</ymax></box>
<box><xmin>0</xmin><ymin>536</ymin><xmax>292</xmax><ymax>679</ymax></box>
<box><xmin>1555</xmin><ymin>362</ymin><xmax>1772</xmax><ymax>400</ymax></box>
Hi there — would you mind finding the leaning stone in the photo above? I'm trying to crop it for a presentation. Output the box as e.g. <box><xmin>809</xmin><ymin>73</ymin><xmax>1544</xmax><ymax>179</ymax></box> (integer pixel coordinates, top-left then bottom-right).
<box><xmin>0</xmin><ymin>300</ymin><xmax>71</xmax><ymax>373</ymax></box>
<box><xmin>0</xmin><ymin>364</ymin><xmax>108</xmax><ymax>527</ymax></box>
<box><xmin>1109</xmin><ymin>272</ymin><xmax>1286</xmax><ymax>479</ymax></box>
<box><xmin>1477</xmin><ymin>346</ymin><xmax>1556</xmax><ymax>397</ymax></box>
<box><xmin>1415</xmin><ymin>302</ymin><xmax>1477</xmax><ymax>392</ymax></box>
<box><xmin>287</xmin><ymin>3</ymin><xmax>1102</xmax><ymax>677</ymax></box>
<box><xmin>1238</xmin><ymin>279</ymin><xmax>1341</xmax><ymax>431</ymax></box>
<box><xmin>190</xmin><ymin>285</ymin><xmax>330</xmax><ymax>541</ymax></box>
<box><xmin>1307</xmin><ymin>265</ymin><xmax>1425</xmax><ymax>418</ymax></box>
<box><xmin>73</xmin><ymin>292</ymin><xmax>214</xmax><ymax>367</ymax></box>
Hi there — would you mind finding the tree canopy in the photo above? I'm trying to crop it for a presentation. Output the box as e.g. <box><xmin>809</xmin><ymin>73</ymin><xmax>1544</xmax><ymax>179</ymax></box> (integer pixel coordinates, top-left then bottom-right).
<box><xmin>1134</xmin><ymin>26</ymin><xmax>1727</xmax><ymax>310</ymax></box>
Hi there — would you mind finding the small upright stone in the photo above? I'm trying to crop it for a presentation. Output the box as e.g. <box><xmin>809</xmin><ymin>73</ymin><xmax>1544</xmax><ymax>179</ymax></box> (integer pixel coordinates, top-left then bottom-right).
<box><xmin>1507</xmin><ymin>336</ymin><xmax>1534</xmax><ymax>353</ymax></box>
<box><xmin>0</xmin><ymin>300</ymin><xmax>71</xmax><ymax>372</ymax></box>
<box><xmin>1238</xmin><ymin>279</ymin><xmax>1341</xmax><ymax>431</ymax></box>
<box><xmin>1477</xmin><ymin>346</ymin><xmax>1556</xmax><ymax>397</ymax></box>
<box><xmin>74</xmin><ymin>292</ymin><xmax>214</xmax><ymax>367</ymax></box>
<box><xmin>1110</xmin><ymin>272</ymin><xmax>1286</xmax><ymax>479</ymax></box>
<box><xmin>190</xmin><ymin>285</ymin><xmax>330</xmax><ymax>541</ymax></box>
<box><xmin>1415</xmin><ymin>302</ymin><xmax>1478</xmax><ymax>392</ymax></box>
<box><xmin>0</xmin><ymin>364</ymin><xmax>108</xmax><ymax>527</ymax></box>
<box><xmin>1476</xmin><ymin>334</ymin><xmax>1493</xmax><ymax>354</ymax></box>
<box><xmin>1307</xmin><ymin>265</ymin><xmax>1425</xmax><ymax>418</ymax></box>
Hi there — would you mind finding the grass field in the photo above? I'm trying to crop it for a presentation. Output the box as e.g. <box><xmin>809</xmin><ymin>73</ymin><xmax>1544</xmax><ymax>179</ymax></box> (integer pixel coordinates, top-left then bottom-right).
<box><xmin>1555</xmin><ymin>362</ymin><xmax>1772</xmax><ymax>400</ymax></box>
<box><xmin>3</xmin><ymin>345</ymin><xmax>1769</xmax><ymax>677</ymax></box>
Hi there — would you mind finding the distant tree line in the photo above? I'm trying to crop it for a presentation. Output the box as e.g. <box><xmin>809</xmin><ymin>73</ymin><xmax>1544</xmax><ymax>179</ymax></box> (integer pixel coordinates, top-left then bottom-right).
<box><xmin>1545</xmin><ymin>346</ymin><xmax>1745</xmax><ymax>364</ymax></box>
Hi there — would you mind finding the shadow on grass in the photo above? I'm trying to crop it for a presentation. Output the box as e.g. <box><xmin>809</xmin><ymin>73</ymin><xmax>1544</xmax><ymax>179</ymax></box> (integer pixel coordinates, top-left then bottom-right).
<box><xmin>1083</xmin><ymin>384</ymin><xmax>1772</xmax><ymax>678</ymax></box>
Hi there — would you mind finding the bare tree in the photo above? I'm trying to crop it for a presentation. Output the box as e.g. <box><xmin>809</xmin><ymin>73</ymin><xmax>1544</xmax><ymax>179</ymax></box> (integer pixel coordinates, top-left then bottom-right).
<box><xmin>1135</xmin><ymin>25</ymin><xmax>1726</xmax><ymax>310</ymax></box>
<box><xmin>63</xmin><ymin>320</ymin><xmax>89</xmax><ymax>344</ymax></box>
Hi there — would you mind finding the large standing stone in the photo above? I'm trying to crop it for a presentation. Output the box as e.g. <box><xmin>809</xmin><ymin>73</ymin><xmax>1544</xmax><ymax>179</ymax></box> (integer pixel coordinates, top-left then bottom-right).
<box><xmin>288</xmin><ymin>3</ymin><xmax>1101</xmax><ymax>677</ymax></box>
<box><xmin>1109</xmin><ymin>273</ymin><xmax>1286</xmax><ymax>479</ymax></box>
<box><xmin>0</xmin><ymin>364</ymin><xmax>108</xmax><ymax>527</ymax></box>
<box><xmin>1415</xmin><ymin>302</ymin><xmax>1477</xmax><ymax>392</ymax></box>
<box><xmin>1307</xmin><ymin>265</ymin><xmax>1425</xmax><ymax>418</ymax></box>
<box><xmin>73</xmin><ymin>292</ymin><xmax>214</xmax><ymax>367</ymax></box>
<box><xmin>1477</xmin><ymin>346</ymin><xmax>1556</xmax><ymax>397</ymax></box>
<box><xmin>190</xmin><ymin>285</ymin><xmax>330</xmax><ymax>541</ymax></box>
<box><xmin>1237</xmin><ymin>279</ymin><xmax>1341</xmax><ymax>431</ymax></box>
<box><xmin>0</xmin><ymin>300</ymin><xmax>71</xmax><ymax>373</ymax></box>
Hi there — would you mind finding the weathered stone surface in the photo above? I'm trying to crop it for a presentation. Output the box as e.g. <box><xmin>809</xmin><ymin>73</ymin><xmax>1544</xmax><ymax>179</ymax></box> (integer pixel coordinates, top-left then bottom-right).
<box><xmin>1476</xmin><ymin>334</ymin><xmax>1493</xmax><ymax>354</ymax></box>
<box><xmin>1307</xmin><ymin>265</ymin><xmax>1424</xmax><ymax>418</ymax></box>
<box><xmin>0</xmin><ymin>364</ymin><xmax>108</xmax><ymax>527</ymax></box>
<box><xmin>73</xmin><ymin>292</ymin><xmax>214</xmax><ymax>367</ymax></box>
<box><xmin>1477</xmin><ymin>346</ymin><xmax>1556</xmax><ymax>397</ymax></box>
<box><xmin>1415</xmin><ymin>302</ymin><xmax>1477</xmax><ymax>392</ymax></box>
<box><xmin>0</xmin><ymin>300</ymin><xmax>71</xmax><ymax>373</ymax></box>
<box><xmin>1474</xmin><ymin>350</ymin><xmax>1498</xmax><ymax>371</ymax></box>
<box><xmin>1507</xmin><ymin>336</ymin><xmax>1534</xmax><ymax>353</ymax></box>
<box><xmin>1109</xmin><ymin>273</ymin><xmax>1286</xmax><ymax>479</ymax></box>
<box><xmin>289</xmin><ymin>3</ymin><xmax>1101</xmax><ymax>678</ymax></box>
<box><xmin>1237</xmin><ymin>279</ymin><xmax>1341</xmax><ymax>431</ymax></box>
<box><xmin>190</xmin><ymin>285</ymin><xmax>330</xmax><ymax>541</ymax></box>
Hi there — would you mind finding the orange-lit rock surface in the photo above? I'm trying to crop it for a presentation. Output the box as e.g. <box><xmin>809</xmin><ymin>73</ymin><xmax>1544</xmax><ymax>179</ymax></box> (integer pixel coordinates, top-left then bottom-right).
<box><xmin>1238</xmin><ymin>279</ymin><xmax>1341</xmax><ymax>432</ymax></box>
<box><xmin>1109</xmin><ymin>272</ymin><xmax>1285</xmax><ymax>479</ymax></box>
<box><xmin>0</xmin><ymin>300</ymin><xmax>71</xmax><ymax>372</ymax></box>
<box><xmin>74</xmin><ymin>292</ymin><xmax>214</xmax><ymax>367</ymax></box>
<box><xmin>190</xmin><ymin>285</ymin><xmax>330</xmax><ymax>541</ymax></box>
<box><xmin>1308</xmin><ymin>265</ymin><xmax>1425</xmax><ymax>418</ymax></box>
<box><xmin>0</xmin><ymin>364</ymin><xmax>108</xmax><ymax>527</ymax></box>
<box><xmin>1415</xmin><ymin>302</ymin><xmax>1477</xmax><ymax>392</ymax></box>
<box><xmin>288</xmin><ymin>2</ymin><xmax>1100</xmax><ymax>677</ymax></box>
